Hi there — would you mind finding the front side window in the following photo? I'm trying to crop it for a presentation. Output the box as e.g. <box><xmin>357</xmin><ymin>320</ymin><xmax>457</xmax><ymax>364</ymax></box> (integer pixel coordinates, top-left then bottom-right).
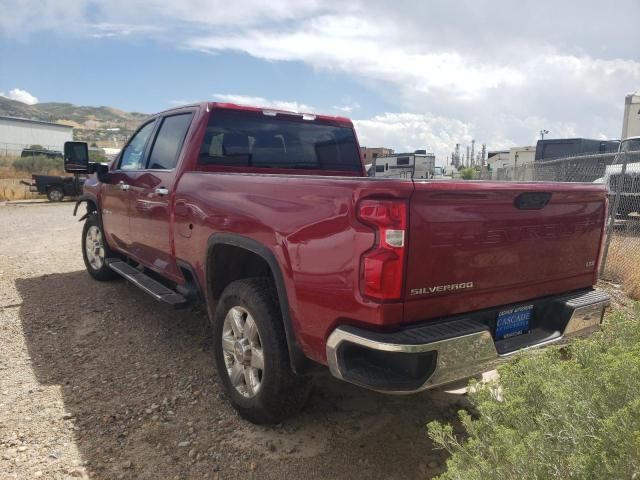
<box><xmin>119</xmin><ymin>121</ymin><xmax>156</xmax><ymax>170</ymax></box>
<box><xmin>198</xmin><ymin>109</ymin><xmax>362</xmax><ymax>172</ymax></box>
<box><xmin>147</xmin><ymin>113</ymin><xmax>193</xmax><ymax>170</ymax></box>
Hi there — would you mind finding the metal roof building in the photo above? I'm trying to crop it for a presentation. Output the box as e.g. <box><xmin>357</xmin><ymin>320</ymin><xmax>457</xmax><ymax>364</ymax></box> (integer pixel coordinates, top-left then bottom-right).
<box><xmin>0</xmin><ymin>116</ymin><xmax>73</xmax><ymax>155</ymax></box>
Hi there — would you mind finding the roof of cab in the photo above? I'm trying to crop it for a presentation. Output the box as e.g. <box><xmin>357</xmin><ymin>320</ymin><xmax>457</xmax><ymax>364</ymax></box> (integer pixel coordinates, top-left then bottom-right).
<box><xmin>157</xmin><ymin>101</ymin><xmax>353</xmax><ymax>125</ymax></box>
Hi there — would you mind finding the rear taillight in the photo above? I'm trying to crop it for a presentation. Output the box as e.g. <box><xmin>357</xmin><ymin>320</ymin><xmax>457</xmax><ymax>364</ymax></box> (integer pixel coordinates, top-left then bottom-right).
<box><xmin>357</xmin><ymin>199</ymin><xmax>407</xmax><ymax>300</ymax></box>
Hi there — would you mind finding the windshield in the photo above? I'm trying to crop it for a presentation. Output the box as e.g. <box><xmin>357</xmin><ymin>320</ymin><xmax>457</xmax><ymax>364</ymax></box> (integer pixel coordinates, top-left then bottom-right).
<box><xmin>199</xmin><ymin>109</ymin><xmax>362</xmax><ymax>172</ymax></box>
<box><xmin>621</xmin><ymin>139</ymin><xmax>640</xmax><ymax>153</ymax></box>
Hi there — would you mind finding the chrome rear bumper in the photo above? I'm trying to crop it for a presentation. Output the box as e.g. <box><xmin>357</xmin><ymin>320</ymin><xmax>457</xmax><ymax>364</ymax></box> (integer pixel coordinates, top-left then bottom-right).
<box><xmin>326</xmin><ymin>289</ymin><xmax>610</xmax><ymax>394</ymax></box>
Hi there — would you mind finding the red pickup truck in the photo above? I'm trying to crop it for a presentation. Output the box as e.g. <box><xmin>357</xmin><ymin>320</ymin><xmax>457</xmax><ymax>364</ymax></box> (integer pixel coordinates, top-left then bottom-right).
<box><xmin>64</xmin><ymin>102</ymin><xmax>610</xmax><ymax>424</ymax></box>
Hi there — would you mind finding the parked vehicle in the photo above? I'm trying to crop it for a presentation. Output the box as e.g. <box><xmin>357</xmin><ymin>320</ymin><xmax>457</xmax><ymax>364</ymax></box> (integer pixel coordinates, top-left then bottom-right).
<box><xmin>535</xmin><ymin>138</ymin><xmax>620</xmax><ymax>161</ymax></box>
<box><xmin>20</xmin><ymin>148</ymin><xmax>63</xmax><ymax>160</ymax></box>
<box><xmin>64</xmin><ymin>102</ymin><xmax>610</xmax><ymax>424</ymax></box>
<box><xmin>23</xmin><ymin>174</ymin><xmax>85</xmax><ymax>201</ymax></box>
<box><xmin>594</xmin><ymin>136</ymin><xmax>640</xmax><ymax>217</ymax></box>
<box><xmin>371</xmin><ymin>150</ymin><xmax>436</xmax><ymax>179</ymax></box>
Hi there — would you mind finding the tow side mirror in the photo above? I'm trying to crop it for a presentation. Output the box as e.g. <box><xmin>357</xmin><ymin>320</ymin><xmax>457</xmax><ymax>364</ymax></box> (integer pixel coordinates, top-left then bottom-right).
<box><xmin>64</xmin><ymin>141</ymin><xmax>90</xmax><ymax>173</ymax></box>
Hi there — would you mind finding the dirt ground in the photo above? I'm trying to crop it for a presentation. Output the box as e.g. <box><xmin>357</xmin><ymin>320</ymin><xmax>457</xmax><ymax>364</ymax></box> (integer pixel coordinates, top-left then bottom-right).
<box><xmin>0</xmin><ymin>202</ymin><xmax>467</xmax><ymax>480</ymax></box>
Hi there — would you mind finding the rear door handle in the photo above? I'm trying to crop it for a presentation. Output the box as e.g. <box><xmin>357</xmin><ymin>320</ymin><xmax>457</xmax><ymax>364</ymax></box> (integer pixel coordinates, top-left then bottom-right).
<box><xmin>155</xmin><ymin>187</ymin><xmax>169</xmax><ymax>196</ymax></box>
<box><xmin>118</xmin><ymin>181</ymin><xmax>130</xmax><ymax>191</ymax></box>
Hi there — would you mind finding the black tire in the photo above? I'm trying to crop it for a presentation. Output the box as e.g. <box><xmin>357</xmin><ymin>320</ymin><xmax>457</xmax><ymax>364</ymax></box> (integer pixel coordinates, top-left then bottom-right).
<box><xmin>212</xmin><ymin>278</ymin><xmax>308</xmax><ymax>424</ymax></box>
<box><xmin>47</xmin><ymin>186</ymin><xmax>64</xmax><ymax>202</ymax></box>
<box><xmin>82</xmin><ymin>213</ymin><xmax>118</xmax><ymax>281</ymax></box>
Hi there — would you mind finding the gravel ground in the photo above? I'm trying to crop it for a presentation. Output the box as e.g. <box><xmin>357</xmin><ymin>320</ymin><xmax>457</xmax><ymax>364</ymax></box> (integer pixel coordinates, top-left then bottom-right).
<box><xmin>0</xmin><ymin>202</ymin><xmax>469</xmax><ymax>480</ymax></box>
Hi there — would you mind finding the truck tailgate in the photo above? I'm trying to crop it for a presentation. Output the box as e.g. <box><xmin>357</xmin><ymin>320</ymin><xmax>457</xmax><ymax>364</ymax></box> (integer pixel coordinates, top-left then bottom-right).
<box><xmin>403</xmin><ymin>181</ymin><xmax>606</xmax><ymax>323</ymax></box>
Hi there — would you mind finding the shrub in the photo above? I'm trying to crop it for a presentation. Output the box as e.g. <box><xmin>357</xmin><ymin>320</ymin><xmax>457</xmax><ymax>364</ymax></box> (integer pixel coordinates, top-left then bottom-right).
<box><xmin>428</xmin><ymin>304</ymin><xmax>640</xmax><ymax>480</ymax></box>
<box><xmin>89</xmin><ymin>150</ymin><xmax>107</xmax><ymax>163</ymax></box>
<box><xmin>459</xmin><ymin>167</ymin><xmax>475</xmax><ymax>180</ymax></box>
<box><xmin>12</xmin><ymin>155</ymin><xmax>64</xmax><ymax>175</ymax></box>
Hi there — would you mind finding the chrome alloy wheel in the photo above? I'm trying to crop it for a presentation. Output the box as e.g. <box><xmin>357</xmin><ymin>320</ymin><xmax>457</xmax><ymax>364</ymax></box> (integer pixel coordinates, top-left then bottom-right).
<box><xmin>85</xmin><ymin>225</ymin><xmax>106</xmax><ymax>270</ymax></box>
<box><xmin>222</xmin><ymin>306</ymin><xmax>264</xmax><ymax>398</ymax></box>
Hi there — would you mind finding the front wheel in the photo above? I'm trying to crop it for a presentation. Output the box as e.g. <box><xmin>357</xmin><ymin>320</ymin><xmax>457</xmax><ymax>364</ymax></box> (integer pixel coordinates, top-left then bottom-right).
<box><xmin>212</xmin><ymin>278</ymin><xmax>308</xmax><ymax>424</ymax></box>
<box><xmin>47</xmin><ymin>187</ymin><xmax>64</xmax><ymax>202</ymax></box>
<box><xmin>82</xmin><ymin>213</ymin><xmax>118</xmax><ymax>281</ymax></box>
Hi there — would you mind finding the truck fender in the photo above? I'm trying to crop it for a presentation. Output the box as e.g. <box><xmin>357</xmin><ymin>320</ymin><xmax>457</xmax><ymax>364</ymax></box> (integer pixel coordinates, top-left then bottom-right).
<box><xmin>73</xmin><ymin>194</ymin><xmax>100</xmax><ymax>223</ymax></box>
<box><xmin>206</xmin><ymin>233</ymin><xmax>311</xmax><ymax>374</ymax></box>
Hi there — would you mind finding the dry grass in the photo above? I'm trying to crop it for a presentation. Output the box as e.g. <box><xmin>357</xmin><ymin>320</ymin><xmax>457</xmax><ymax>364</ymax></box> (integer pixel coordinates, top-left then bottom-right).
<box><xmin>0</xmin><ymin>155</ymin><xmax>22</xmax><ymax>179</ymax></box>
<box><xmin>0</xmin><ymin>155</ymin><xmax>61</xmax><ymax>200</ymax></box>
<box><xmin>0</xmin><ymin>155</ymin><xmax>64</xmax><ymax>179</ymax></box>
<box><xmin>0</xmin><ymin>178</ymin><xmax>39</xmax><ymax>201</ymax></box>
<box><xmin>603</xmin><ymin>235</ymin><xmax>640</xmax><ymax>299</ymax></box>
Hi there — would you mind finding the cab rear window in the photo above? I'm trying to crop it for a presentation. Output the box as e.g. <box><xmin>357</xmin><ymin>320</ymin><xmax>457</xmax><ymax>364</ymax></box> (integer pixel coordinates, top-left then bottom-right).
<box><xmin>198</xmin><ymin>109</ymin><xmax>362</xmax><ymax>172</ymax></box>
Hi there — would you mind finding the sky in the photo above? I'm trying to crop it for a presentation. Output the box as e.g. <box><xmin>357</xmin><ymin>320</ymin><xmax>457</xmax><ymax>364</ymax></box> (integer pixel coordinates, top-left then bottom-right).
<box><xmin>0</xmin><ymin>0</ymin><xmax>639</xmax><ymax>163</ymax></box>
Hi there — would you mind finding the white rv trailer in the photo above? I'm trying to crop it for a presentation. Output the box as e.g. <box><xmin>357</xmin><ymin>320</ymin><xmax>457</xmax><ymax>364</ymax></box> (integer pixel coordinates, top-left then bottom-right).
<box><xmin>372</xmin><ymin>150</ymin><xmax>436</xmax><ymax>179</ymax></box>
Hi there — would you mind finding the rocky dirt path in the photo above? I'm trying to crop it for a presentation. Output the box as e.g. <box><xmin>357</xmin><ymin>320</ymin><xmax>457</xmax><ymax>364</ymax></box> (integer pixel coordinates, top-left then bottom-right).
<box><xmin>0</xmin><ymin>202</ymin><xmax>466</xmax><ymax>479</ymax></box>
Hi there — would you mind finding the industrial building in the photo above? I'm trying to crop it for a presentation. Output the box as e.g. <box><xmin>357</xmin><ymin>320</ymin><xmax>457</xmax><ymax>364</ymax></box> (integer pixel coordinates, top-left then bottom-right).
<box><xmin>487</xmin><ymin>150</ymin><xmax>510</xmax><ymax>169</ymax></box>
<box><xmin>0</xmin><ymin>116</ymin><xmax>73</xmax><ymax>156</ymax></box>
<box><xmin>487</xmin><ymin>146</ymin><xmax>535</xmax><ymax>170</ymax></box>
<box><xmin>509</xmin><ymin>146</ymin><xmax>536</xmax><ymax>166</ymax></box>
<box><xmin>622</xmin><ymin>92</ymin><xmax>640</xmax><ymax>140</ymax></box>
<box><xmin>360</xmin><ymin>146</ymin><xmax>394</xmax><ymax>163</ymax></box>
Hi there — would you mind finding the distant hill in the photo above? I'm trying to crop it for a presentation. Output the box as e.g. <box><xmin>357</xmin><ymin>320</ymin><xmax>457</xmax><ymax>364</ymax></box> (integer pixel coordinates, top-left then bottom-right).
<box><xmin>0</xmin><ymin>96</ymin><xmax>149</xmax><ymax>148</ymax></box>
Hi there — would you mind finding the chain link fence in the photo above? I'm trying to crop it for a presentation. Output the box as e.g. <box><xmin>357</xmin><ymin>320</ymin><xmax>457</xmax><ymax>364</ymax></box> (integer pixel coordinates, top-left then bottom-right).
<box><xmin>479</xmin><ymin>150</ymin><xmax>640</xmax><ymax>297</ymax></box>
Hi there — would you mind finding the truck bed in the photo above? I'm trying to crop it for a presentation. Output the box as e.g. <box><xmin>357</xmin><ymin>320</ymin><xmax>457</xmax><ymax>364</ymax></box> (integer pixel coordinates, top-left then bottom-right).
<box><xmin>174</xmin><ymin>172</ymin><xmax>606</xmax><ymax>363</ymax></box>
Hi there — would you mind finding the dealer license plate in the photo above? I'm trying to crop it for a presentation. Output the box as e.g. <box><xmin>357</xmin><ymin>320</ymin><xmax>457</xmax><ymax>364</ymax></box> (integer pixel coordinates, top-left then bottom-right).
<box><xmin>495</xmin><ymin>305</ymin><xmax>533</xmax><ymax>339</ymax></box>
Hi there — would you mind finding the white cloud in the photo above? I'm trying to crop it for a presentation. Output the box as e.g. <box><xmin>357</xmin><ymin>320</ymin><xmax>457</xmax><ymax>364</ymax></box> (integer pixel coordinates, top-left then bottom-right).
<box><xmin>89</xmin><ymin>23</ymin><xmax>163</xmax><ymax>38</ymax></box>
<box><xmin>212</xmin><ymin>93</ymin><xmax>313</xmax><ymax>113</ymax></box>
<box><xmin>189</xmin><ymin>16</ymin><xmax>527</xmax><ymax>102</ymax></box>
<box><xmin>354</xmin><ymin>112</ymin><xmax>474</xmax><ymax>165</ymax></box>
<box><xmin>332</xmin><ymin>103</ymin><xmax>360</xmax><ymax>114</ymax></box>
<box><xmin>186</xmin><ymin>10</ymin><xmax>639</xmax><ymax>152</ymax></box>
<box><xmin>1</xmin><ymin>0</ymin><xmax>639</xmax><ymax>156</ymax></box>
<box><xmin>0</xmin><ymin>88</ymin><xmax>38</xmax><ymax>105</ymax></box>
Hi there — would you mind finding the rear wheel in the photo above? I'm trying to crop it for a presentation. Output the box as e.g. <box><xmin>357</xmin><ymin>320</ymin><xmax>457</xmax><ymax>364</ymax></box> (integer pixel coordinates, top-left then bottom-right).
<box><xmin>47</xmin><ymin>186</ymin><xmax>64</xmax><ymax>202</ymax></box>
<box><xmin>212</xmin><ymin>278</ymin><xmax>308</xmax><ymax>424</ymax></box>
<box><xmin>82</xmin><ymin>213</ymin><xmax>118</xmax><ymax>281</ymax></box>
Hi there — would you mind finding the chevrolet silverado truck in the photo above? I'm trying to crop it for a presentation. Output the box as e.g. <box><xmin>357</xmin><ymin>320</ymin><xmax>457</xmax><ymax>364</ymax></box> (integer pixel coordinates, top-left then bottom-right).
<box><xmin>63</xmin><ymin>102</ymin><xmax>610</xmax><ymax>424</ymax></box>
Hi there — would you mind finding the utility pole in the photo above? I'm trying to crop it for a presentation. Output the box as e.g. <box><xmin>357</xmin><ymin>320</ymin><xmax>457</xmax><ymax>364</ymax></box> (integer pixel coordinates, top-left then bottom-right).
<box><xmin>481</xmin><ymin>143</ymin><xmax>486</xmax><ymax>166</ymax></box>
<box><xmin>540</xmin><ymin>129</ymin><xmax>549</xmax><ymax>140</ymax></box>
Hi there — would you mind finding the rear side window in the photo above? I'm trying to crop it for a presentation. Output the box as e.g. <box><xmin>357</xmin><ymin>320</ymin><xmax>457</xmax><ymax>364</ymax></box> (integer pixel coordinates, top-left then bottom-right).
<box><xmin>198</xmin><ymin>109</ymin><xmax>362</xmax><ymax>172</ymax></box>
<box><xmin>147</xmin><ymin>113</ymin><xmax>193</xmax><ymax>170</ymax></box>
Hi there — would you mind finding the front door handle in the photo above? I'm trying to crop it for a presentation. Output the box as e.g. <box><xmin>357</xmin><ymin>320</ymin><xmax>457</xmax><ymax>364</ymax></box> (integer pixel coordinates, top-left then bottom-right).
<box><xmin>118</xmin><ymin>181</ymin><xmax>130</xmax><ymax>191</ymax></box>
<box><xmin>155</xmin><ymin>187</ymin><xmax>169</xmax><ymax>196</ymax></box>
